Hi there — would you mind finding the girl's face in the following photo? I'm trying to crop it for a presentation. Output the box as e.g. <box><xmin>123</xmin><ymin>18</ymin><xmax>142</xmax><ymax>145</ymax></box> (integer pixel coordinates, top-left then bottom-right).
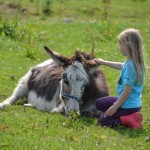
<box><xmin>118</xmin><ymin>40</ymin><xmax>129</xmax><ymax>57</ymax></box>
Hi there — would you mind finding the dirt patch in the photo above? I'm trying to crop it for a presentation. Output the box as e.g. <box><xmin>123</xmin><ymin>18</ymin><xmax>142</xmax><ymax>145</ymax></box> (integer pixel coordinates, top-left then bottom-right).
<box><xmin>0</xmin><ymin>2</ymin><xmax>26</xmax><ymax>15</ymax></box>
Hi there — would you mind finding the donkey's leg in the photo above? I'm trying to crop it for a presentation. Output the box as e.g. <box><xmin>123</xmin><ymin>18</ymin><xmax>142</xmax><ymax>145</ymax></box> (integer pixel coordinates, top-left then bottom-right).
<box><xmin>0</xmin><ymin>70</ymin><xmax>32</xmax><ymax>109</ymax></box>
<box><xmin>51</xmin><ymin>102</ymin><xmax>64</xmax><ymax>113</ymax></box>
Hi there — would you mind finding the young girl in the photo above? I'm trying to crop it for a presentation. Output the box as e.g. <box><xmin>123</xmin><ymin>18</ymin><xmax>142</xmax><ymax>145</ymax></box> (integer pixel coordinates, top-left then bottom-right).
<box><xmin>95</xmin><ymin>28</ymin><xmax>145</xmax><ymax>129</ymax></box>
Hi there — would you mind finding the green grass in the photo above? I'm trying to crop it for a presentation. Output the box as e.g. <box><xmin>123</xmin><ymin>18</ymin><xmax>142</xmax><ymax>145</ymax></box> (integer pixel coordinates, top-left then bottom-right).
<box><xmin>0</xmin><ymin>0</ymin><xmax>150</xmax><ymax>149</ymax></box>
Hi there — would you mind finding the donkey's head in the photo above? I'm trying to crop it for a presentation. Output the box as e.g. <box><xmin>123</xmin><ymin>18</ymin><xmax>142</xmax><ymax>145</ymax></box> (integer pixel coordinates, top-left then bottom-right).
<box><xmin>44</xmin><ymin>46</ymin><xmax>100</xmax><ymax>116</ymax></box>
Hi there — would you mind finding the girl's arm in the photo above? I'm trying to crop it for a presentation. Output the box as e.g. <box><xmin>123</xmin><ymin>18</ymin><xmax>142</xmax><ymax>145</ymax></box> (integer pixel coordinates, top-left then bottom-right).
<box><xmin>95</xmin><ymin>58</ymin><xmax>123</xmax><ymax>70</ymax></box>
<box><xmin>105</xmin><ymin>85</ymin><xmax>132</xmax><ymax>116</ymax></box>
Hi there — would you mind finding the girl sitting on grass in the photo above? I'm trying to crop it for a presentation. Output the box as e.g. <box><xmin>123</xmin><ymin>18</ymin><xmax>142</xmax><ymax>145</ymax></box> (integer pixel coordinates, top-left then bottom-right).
<box><xmin>95</xmin><ymin>28</ymin><xmax>145</xmax><ymax>129</ymax></box>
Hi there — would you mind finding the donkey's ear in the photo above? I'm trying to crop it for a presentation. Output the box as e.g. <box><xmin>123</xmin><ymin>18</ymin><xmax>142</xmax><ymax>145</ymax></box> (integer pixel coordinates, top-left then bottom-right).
<box><xmin>84</xmin><ymin>59</ymin><xmax>100</xmax><ymax>68</ymax></box>
<box><xmin>44</xmin><ymin>46</ymin><xmax>71</xmax><ymax>67</ymax></box>
<box><xmin>84</xmin><ymin>59</ymin><xmax>100</xmax><ymax>74</ymax></box>
<box><xmin>76</xmin><ymin>51</ymin><xmax>99</xmax><ymax>68</ymax></box>
<box><xmin>80</xmin><ymin>54</ymin><xmax>100</xmax><ymax>73</ymax></box>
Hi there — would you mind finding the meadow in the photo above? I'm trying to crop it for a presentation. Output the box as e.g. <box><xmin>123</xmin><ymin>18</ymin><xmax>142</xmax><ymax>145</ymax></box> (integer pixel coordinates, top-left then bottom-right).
<box><xmin>0</xmin><ymin>0</ymin><xmax>150</xmax><ymax>149</ymax></box>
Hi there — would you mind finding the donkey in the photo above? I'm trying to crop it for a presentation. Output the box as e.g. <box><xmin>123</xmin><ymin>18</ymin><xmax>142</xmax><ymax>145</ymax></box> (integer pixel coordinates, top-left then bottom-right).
<box><xmin>0</xmin><ymin>46</ymin><xmax>110</xmax><ymax>117</ymax></box>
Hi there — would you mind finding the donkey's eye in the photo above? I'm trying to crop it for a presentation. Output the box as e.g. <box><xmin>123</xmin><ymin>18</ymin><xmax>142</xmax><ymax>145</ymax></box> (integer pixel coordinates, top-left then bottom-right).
<box><xmin>76</xmin><ymin>77</ymin><xmax>82</xmax><ymax>81</ymax></box>
<box><xmin>64</xmin><ymin>80</ymin><xmax>69</xmax><ymax>86</ymax></box>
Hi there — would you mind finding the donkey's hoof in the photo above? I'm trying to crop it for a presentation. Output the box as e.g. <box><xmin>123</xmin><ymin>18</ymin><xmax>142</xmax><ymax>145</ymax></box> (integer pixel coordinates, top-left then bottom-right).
<box><xmin>24</xmin><ymin>103</ymin><xmax>33</xmax><ymax>107</ymax></box>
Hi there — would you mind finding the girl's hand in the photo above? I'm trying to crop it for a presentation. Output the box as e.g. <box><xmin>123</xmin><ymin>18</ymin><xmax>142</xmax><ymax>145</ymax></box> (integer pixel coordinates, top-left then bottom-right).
<box><xmin>94</xmin><ymin>58</ymin><xmax>105</xmax><ymax>65</ymax></box>
<box><xmin>105</xmin><ymin>85</ymin><xmax>132</xmax><ymax>117</ymax></box>
<box><xmin>105</xmin><ymin>105</ymin><xmax>118</xmax><ymax>116</ymax></box>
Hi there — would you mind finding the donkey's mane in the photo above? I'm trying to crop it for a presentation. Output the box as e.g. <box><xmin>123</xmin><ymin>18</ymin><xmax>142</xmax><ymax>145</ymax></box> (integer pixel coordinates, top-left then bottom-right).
<box><xmin>71</xmin><ymin>51</ymin><xmax>94</xmax><ymax>63</ymax></box>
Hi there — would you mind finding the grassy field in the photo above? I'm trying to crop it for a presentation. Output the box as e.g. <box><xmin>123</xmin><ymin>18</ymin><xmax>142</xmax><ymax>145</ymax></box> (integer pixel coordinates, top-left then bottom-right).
<box><xmin>0</xmin><ymin>0</ymin><xmax>150</xmax><ymax>149</ymax></box>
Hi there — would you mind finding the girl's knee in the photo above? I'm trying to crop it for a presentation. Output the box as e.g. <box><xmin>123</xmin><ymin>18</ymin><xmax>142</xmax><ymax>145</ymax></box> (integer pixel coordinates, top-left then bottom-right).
<box><xmin>95</xmin><ymin>98</ymin><xmax>106</xmax><ymax>110</ymax></box>
<box><xmin>95</xmin><ymin>99</ymin><xmax>100</xmax><ymax>108</ymax></box>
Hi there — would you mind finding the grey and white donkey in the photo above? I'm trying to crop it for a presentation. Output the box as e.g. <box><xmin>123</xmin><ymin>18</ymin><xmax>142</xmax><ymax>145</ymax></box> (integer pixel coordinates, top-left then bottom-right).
<box><xmin>0</xmin><ymin>46</ymin><xmax>109</xmax><ymax>117</ymax></box>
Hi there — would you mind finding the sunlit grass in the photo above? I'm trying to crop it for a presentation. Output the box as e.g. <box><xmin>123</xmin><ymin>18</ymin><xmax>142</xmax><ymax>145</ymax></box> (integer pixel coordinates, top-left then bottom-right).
<box><xmin>0</xmin><ymin>0</ymin><xmax>150</xmax><ymax>149</ymax></box>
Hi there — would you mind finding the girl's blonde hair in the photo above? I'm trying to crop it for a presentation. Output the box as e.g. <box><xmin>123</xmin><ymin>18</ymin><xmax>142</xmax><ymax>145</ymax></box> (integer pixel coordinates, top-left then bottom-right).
<box><xmin>118</xmin><ymin>28</ymin><xmax>145</xmax><ymax>85</ymax></box>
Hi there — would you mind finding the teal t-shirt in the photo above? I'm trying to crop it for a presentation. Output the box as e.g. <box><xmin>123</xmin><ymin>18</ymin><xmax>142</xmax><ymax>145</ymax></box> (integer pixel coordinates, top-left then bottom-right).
<box><xmin>116</xmin><ymin>60</ymin><xmax>143</xmax><ymax>108</ymax></box>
